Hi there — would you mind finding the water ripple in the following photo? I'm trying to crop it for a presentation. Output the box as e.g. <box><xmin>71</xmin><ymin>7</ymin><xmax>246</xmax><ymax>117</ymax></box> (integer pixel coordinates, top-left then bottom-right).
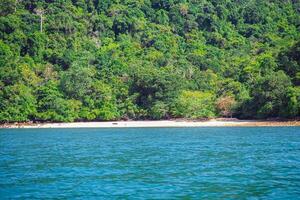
<box><xmin>1</xmin><ymin>127</ymin><xmax>300</xmax><ymax>199</ymax></box>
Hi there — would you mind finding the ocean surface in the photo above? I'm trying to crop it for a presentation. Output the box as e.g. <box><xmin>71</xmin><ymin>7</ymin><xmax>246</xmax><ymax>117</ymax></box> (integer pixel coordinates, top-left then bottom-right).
<box><xmin>0</xmin><ymin>127</ymin><xmax>300</xmax><ymax>199</ymax></box>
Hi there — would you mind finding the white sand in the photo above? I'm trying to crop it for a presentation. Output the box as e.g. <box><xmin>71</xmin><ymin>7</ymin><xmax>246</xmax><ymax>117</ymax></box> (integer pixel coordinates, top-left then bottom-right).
<box><xmin>2</xmin><ymin>119</ymin><xmax>299</xmax><ymax>128</ymax></box>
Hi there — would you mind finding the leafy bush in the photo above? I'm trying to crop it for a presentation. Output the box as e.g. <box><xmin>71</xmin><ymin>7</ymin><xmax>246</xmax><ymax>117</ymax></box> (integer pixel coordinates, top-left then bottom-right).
<box><xmin>172</xmin><ymin>90</ymin><xmax>216</xmax><ymax>119</ymax></box>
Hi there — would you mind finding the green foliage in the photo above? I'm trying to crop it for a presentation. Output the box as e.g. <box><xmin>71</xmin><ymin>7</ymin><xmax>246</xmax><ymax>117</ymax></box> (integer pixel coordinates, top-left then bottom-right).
<box><xmin>60</xmin><ymin>65</ymin><xmax>95</xmax><ymax>100</ymax></box>
<box><xmin>83</xmin><ymin>80</ymin><xmax>120</xmax><ymax>121</ymax></box>
<box><xmin>278</xmin><ymin>42</ymin><xmax>300</xmax><ymax>85</ymax></box>
<box><xmin>0</xmin><ymin>0</ymin><xmax>299</xmax><ymax>122</ymax></box>
<box><xmin>172</xmin><ymin>90</ymin><xmax>216</xmax><ymax>119</ymax></box>
<box><xmin>149</xmin><ymin>101</ymin><xmax>168</xmax><ymax>120</ymax></box>
<box><xmin>286</xmin><ymin>87</ymin><xmax>300</xmax><ymax>117</ymax></box>
<box><xmin>0</xmin><ymin>84</ymin><xmax>36</xmax><ymax>122</ymax></box>
<box><xmin>35</xmin><ymin>81</ymin><xmax>81</xmax><ymax>122</ymax></box>
<box><xmin>0</xmin><ymin>0</ymin><xmax>15</xmax><ymax>16</ymax></box>
<box><xmin>243</xmin><ymin>71</ymin><xmax>292</xmax><ymax>118</ymax></box>
<box><xmin>0</xmin><ymin>40</ymin><xmax>13</xmax><ymax>66</ymax></box>
<box><xmin>130</xmin><ymin>65</ymin><xmax>183</xmax><ymax>114</ymax></box>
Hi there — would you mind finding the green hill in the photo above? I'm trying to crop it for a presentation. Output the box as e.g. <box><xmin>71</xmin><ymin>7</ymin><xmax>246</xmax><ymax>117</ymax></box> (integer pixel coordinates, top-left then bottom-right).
<box><xmin>0</xmin><ymin>0</ymin><xmax>299</xmax><ymax>122</ymax></box>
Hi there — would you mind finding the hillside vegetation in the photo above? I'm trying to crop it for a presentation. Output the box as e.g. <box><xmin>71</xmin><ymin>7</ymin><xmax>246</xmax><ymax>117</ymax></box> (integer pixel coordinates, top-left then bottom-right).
<box><xmin>0</xmin><ymin>0</ymin><xmax>300</xmax><ymax>122</ymax></box>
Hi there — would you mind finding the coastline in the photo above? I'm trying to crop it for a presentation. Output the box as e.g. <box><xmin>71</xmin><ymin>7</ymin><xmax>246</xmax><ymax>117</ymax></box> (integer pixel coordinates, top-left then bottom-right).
<box><xmin>1</xmin><ymin>119</ymin><xmax>300</xmax><ymax>128</ymax></box>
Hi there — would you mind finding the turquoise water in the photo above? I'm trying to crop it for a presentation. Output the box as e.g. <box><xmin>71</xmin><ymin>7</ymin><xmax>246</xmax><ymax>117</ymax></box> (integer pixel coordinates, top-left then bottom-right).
<box><xmin>0</xmin><ymin>127</ymin><xmax>300</xmax><ymax>199</ymax></box>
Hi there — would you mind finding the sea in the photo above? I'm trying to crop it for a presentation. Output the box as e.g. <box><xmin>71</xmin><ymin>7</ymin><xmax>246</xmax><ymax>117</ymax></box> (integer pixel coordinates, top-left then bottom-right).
<box><xmin>1</xmin><ymin>127</ymin><xmax>300</xmax><ymax>199</ymax></box>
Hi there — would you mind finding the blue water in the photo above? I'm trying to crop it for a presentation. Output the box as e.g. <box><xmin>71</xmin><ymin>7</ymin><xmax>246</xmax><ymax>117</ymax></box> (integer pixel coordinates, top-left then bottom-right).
<box><xmin>1</xmin><ymin>127</ymin><xmax>300</xmax><ymax>199</ymax></box>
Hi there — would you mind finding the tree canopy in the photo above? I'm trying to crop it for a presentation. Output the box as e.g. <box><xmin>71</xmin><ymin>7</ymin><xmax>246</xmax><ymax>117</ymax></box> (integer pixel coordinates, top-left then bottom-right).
<box><xmin>0</xmin><ymin>0</ymin><xmax>299</xmax><ymax>122</ymax></box>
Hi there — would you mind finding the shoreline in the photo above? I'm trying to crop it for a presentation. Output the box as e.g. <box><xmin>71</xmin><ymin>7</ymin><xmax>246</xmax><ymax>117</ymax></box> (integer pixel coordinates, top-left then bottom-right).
<box><xmin>1</xmin><ymin>119</ymin><xmax>300</xmax><ymax>128</ymax></box>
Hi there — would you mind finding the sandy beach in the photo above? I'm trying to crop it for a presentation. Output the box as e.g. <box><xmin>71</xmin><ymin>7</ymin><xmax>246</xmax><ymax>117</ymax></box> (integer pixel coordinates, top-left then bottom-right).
<box><xmin>1</xmin><ymin>119</ymin><xmax>300</xmax><ymax>128</ymax></box>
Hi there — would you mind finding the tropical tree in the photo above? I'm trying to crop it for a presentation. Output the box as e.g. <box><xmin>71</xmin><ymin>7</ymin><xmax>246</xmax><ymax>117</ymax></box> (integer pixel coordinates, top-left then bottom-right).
<box><xmin>172</xmin><ymin>90</ymin><xmax>216</xmax><ymax>119</ymax></box>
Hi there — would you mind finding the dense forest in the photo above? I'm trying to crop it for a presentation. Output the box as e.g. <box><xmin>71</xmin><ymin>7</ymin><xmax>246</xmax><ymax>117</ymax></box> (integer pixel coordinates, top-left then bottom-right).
<box><xmin>0</xmin><ymin>0</ymin><xmax>299</xmax><ymax>122</ymax></box>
